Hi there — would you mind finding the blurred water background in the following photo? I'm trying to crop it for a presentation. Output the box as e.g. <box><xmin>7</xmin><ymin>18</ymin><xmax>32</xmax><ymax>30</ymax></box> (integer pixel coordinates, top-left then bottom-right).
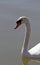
<box><xmin>0</xmin><ymin>0</ymin><xmax>40</xmax><ymax>65</ymax></box>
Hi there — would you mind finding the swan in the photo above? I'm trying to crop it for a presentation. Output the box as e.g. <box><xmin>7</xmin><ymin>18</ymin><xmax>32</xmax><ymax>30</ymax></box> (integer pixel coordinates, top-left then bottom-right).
<box><xmin>14</xmin><ymin>16</ymin><xmax>40</xmax><ymax>65</ymax></box>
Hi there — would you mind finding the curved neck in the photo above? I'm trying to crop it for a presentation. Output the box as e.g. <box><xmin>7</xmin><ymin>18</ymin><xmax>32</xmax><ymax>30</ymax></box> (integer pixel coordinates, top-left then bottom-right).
<box><xmin>24</xmin><ymin>22</ymin><xmax>31</xmax><ymax>49</ymax></box>
<box><xmin>21</xmin><ymin>20</ymin><xmax>31</xmax><ymax>53</ymax></box>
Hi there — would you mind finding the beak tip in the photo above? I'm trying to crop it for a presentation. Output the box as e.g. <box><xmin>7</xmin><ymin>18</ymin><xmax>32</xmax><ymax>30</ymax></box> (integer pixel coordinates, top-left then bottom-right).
<box><xmin>14</xmin><ymin>27</ymin><xmax>16</xmax><ymax>29</ymax></box>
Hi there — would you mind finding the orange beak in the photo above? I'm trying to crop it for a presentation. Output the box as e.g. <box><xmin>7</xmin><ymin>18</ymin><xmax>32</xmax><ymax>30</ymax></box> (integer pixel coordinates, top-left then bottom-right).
<box><xmin>14</xmin><ymin>23</ymin><xmax>20</xmax><ymax>29</ymax></box>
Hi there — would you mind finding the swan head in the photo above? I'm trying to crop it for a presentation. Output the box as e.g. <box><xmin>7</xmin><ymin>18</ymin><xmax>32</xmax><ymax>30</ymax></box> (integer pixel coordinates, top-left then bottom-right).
<box><xmin>14</xmin><ymin>16</ymin><xmax>28</xmax><ymax>29</ymax></box>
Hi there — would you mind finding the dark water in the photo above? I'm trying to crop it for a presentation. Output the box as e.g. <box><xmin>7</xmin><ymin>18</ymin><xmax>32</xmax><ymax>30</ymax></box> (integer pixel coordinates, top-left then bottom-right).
<box><xmin>0</xmin><ymin>0</ymin><xmax>40</xmax><ymax>65</ymax></box>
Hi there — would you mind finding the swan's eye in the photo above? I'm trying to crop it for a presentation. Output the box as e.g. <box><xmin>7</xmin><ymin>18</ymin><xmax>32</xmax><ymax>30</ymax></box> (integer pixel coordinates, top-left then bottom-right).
<box><xmin>16</xmin><ymin>19</ymin><xmax>22</xmax><ymax>24</ymax></box>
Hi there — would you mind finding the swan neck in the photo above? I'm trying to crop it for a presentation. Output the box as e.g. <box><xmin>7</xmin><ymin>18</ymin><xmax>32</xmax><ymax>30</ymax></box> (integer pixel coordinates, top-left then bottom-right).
<box><xmin>24</xmin><ymin>22</ymin><xmax>31</xmax><ymax>49</ymax></box>
<box><xmin>21</xmin><ymin>21</ymin><xmax>31</xmax><ymax>54</ymax></box>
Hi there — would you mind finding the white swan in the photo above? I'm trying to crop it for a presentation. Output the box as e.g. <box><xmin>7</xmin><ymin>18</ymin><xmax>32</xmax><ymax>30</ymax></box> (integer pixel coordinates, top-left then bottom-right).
<box><xmin>14</xmin><ymin>16</ymin><xmax>40</xmax><ymax>65</ymax></box>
